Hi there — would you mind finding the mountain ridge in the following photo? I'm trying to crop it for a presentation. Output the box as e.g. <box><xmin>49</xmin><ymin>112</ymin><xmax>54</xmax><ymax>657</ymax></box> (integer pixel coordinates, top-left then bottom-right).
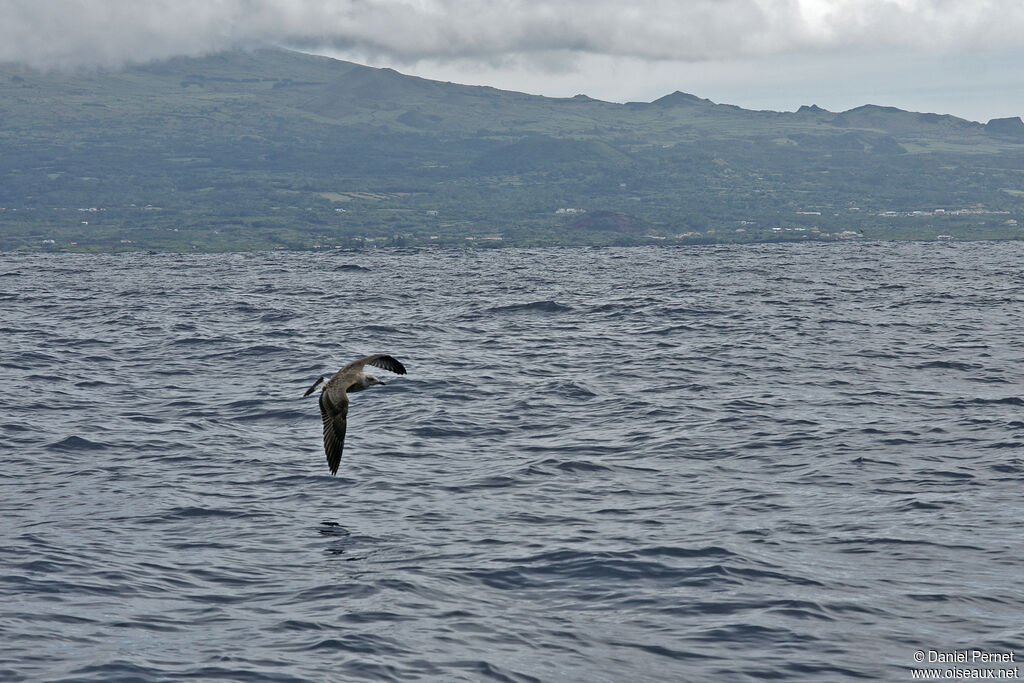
<box><xmin>149</xmin><ymin>48</ymin><xmax>1024</xmax><ymax>128</ymax></box>
<box><xmin>2</xmin><ymin>47</ymin><xmax>1024</xmax><ymax>251</ymax></box>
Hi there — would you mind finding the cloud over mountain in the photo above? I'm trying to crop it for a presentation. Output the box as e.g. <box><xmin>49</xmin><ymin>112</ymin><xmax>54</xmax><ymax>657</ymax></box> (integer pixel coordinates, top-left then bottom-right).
<box><xmin>5</xmin><ymin>0</ymin><xmax>1024</xmax><ymax>71</ymax></box>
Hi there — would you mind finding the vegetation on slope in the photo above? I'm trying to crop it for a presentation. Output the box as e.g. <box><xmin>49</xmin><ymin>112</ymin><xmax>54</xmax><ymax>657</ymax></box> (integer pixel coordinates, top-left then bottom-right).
<box><xmin>2</xmin><ymin>48</ymin><xmax>1024</xmax><ymax>251</ymax></box>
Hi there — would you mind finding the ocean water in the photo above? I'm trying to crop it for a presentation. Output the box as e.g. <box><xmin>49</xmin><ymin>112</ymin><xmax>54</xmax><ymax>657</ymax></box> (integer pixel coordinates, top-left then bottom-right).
<box><xmin>2</xmin><ymin>242</ymin><xmax>1023</xmax><ymax>682</ymax></box>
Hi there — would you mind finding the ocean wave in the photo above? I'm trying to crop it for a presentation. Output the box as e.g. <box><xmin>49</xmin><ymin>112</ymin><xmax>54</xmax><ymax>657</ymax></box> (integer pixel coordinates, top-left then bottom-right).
<box><xmin>487</xmin><ymin>300</ymin><xmax>573</xmax><ymax>314</ymax></box>
<box><xmin>3</xmin><ymin>244</ymin><xmax>1024</xmax><ymax>682</ymax></box>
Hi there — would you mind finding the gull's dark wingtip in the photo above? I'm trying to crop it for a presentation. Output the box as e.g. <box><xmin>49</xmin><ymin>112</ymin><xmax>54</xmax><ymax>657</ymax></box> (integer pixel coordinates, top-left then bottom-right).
<box><xmin>303</xmin><ymin>376</ymin><xmax>325</xmax><ymax>397</ymax></box>
<box><xmin>324</xmin><ymin>439</ymin><xmax>343</xmax><ymax>476</ymax></box>
<box><xmin>326</xmin><ymin>440</ymin><xmax>343</xmax><ymax>475</ymax></box>
<box><xmin>379</xmin><ymin>355</ymin><xmax>407</xmax><ymax>375</ymax></box>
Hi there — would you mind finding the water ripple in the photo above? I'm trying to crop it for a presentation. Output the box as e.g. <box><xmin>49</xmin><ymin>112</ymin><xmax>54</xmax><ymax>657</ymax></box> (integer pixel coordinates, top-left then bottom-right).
<box><xmin>2</xmin><ymin>243</ymin><xmax>1023</xmax><ymax>681</ymax></box>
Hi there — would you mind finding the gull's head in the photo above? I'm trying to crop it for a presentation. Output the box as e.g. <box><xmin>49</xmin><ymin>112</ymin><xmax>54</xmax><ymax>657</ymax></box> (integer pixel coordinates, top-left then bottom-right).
<box><xmin>365</xmin><ymin>375</ymin><xmax>385</xmax><ymax>388</ymax></box>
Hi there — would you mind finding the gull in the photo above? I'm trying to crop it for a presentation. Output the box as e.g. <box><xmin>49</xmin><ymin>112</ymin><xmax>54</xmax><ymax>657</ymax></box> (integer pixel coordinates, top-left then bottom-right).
<box><xmin>303</xmin><ymin>354</ymin><xmax>407</xmax><ymax>475</ymax></box>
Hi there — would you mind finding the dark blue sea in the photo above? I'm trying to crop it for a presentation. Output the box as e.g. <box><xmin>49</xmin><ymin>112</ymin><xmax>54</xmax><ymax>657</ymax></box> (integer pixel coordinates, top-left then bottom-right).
<box><xmin>2</xmin><ymin>242</ymin><xmax>1023</xmax><ymax>682</ymax></box>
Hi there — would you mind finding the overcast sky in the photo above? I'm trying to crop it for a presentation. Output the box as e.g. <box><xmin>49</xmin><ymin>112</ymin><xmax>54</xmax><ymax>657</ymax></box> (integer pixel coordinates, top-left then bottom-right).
<box><xmin>6</xmin><ymin>0</ymin><xmax>1024</xmax><ymax>122</ymax></box>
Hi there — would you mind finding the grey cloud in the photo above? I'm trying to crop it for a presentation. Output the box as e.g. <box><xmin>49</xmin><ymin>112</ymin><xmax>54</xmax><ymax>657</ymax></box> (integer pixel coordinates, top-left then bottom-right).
<box><xmin>4</xmin><ymin>0</ymin><xmax>1024</xmax><ymax>71</ymax></box>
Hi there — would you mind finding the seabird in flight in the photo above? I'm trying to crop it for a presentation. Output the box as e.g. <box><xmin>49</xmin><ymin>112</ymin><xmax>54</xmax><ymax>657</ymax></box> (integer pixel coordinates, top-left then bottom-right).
<box><xmin>303</xmin><ymin>354</ymin><xmax>407</xmax><ymax>475</ymax></box>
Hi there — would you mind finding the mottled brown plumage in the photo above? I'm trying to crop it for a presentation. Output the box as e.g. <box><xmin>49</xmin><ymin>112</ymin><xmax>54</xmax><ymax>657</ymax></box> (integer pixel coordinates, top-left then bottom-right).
<box><xmin>303</xmin><ymin>354</ymin><xmax>407</xmax><ymax>475</ymax></box>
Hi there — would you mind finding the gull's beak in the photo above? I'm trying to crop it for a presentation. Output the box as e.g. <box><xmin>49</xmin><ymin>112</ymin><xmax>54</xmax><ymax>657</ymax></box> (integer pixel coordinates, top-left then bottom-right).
<box><xmin>378</xmin><ymin>380</ymin><xmax>386</xmax><ymax>386</ymax></box>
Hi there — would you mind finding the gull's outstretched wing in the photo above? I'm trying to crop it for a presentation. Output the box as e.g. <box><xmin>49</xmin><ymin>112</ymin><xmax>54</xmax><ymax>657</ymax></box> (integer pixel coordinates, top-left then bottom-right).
<box><xmin>318</xmin><ymin>389</ymin><xmax>349</xmax><ymax>475</ymax></box>
<box><xmin>341</xmin><ymin>354</ymin><xmax>407</xmax><ymax>376</ymax></box>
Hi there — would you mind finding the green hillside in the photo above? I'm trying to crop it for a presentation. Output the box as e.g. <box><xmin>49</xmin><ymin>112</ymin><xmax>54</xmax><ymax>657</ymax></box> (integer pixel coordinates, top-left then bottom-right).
<box><xmin>3</xmin><ymin>47</ymin><xmax>1024</xmax><ymax>251</ymax></box>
